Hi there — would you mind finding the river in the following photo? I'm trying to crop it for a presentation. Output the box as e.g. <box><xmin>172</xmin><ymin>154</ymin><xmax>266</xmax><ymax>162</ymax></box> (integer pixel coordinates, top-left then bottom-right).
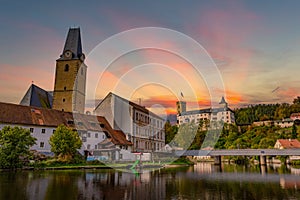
<box><xmin>0</xmin><ymin>163</ymin><xmax>300</xmax><ymax>200</ymax></box>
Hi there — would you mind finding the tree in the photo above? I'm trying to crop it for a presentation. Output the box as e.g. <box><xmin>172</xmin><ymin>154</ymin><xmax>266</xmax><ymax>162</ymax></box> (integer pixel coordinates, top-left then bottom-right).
<box><xmin>293</xmin><ymin>96</ymin><xmax>300</xmax><ymax>105</ymax></box>
<box><xmin>291</xmin><ymin>124</ymin><xmax>297</xmax><ymax>139</ymax></box>
<box><xmin>0</xmin><ymin>126</ymin><xmax>36</xmax><ymax>169</ymax></box>
<box><xmin>49</xmin><ymin>125</ymin><xmax>82</xmax><ymax>161</ymax></box>
<box><xmin>164</xmin><ymin>120</ymin><xmax>178</xmax><ymax>144</ymax></box>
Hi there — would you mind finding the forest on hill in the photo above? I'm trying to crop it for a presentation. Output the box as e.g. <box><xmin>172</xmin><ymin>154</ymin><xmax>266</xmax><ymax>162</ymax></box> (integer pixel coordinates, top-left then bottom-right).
<box><xmin>234</xmin><ymin>97</ymin><xmax>300</xmax><ymax>124</ymax></box>
<box><xmin>165</xmin><ymin>121</ymin><xmax>299</xmax><ymax>150</ymax></box>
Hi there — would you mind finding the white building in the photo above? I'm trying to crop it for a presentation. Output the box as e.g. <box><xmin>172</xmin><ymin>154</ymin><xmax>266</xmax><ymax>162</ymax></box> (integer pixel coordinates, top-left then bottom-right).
<box><xmin>94</xmin><ymin>92</ymin><xmax>165</xmax><ymax>153</ymax></box>
<box><xmin>0</xmin><ymin>102</ymin><xmax>131</xmax><ymax>159</ymax></box>
<box><xmin>177</xmin><ymin>97</ymin><xmax>235</xmax><ymax>126</ymax></box>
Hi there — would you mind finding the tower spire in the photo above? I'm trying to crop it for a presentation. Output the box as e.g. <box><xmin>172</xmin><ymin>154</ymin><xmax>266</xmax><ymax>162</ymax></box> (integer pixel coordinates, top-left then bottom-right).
<box><xmin>59</xmin><ymin>27</ymin><xmax>83</xmax><ymax>60</ymax></box>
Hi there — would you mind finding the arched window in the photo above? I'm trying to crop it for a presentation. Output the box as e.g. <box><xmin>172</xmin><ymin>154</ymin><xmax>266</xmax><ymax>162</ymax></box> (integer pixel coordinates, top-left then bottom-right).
<box><xmin>64</xmin><ymin>64</ymin><xmax>69</xmax><ymax>72</ymax></box>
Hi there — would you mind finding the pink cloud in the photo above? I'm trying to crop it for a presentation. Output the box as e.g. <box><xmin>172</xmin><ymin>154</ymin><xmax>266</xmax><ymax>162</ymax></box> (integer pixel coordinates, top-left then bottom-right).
<box><xmin>186</xmin><ymin>4</ymin><xmax>262</xmax><ymax>84</ymax></box>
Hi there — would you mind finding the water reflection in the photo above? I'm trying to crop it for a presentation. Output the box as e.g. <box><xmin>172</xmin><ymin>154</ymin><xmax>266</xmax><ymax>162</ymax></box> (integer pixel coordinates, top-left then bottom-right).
<box><xmin>0</xmin><ymin>163</ymin><xmax>299</xmax><ymax>200</ymax></box>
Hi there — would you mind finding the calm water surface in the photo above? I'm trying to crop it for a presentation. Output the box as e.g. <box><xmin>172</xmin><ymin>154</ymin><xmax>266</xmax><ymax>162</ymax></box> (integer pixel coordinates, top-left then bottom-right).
<box><xmin>0</xmin><ymin>163</ymin><xmax>300</xmax><ymax>200</ymax></box>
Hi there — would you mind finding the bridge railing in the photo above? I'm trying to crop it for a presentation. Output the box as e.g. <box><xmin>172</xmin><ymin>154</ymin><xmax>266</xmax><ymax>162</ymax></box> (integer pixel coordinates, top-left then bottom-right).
<box><xmin>175</xmin><ymin>149</ymin><xmax>300</xmax><ymax>156</ymax></box>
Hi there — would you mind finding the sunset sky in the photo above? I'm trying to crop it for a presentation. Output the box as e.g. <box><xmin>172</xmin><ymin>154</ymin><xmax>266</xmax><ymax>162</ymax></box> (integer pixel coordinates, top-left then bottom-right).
<box><xmin>1</xmin><ymin>1</ymin><xmax>300</xmax><ymax>114</ymax></box>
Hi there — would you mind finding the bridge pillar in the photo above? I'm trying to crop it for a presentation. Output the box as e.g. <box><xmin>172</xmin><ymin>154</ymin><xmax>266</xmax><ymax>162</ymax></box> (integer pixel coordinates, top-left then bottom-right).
<box><xmin>214</xmin><ymin>156</ymin><xmax>221</xmax><ymax>165</ymax></box>
<box><xmin>259</xmin><ymin>155</ymin><xmax>267</xmax><ymax>166</ymax></box>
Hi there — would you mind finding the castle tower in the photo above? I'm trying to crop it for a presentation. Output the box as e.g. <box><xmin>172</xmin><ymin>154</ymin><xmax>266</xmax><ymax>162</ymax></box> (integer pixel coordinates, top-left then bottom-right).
<box><xmin>52</xmin><ymin>28</ymin><xmax>87</xmax><ymax>113</ymax></box>
<box><xmin>176</xmin><ymin>101</ymin><xmax>186</xmax><ymax>115</ymax></box>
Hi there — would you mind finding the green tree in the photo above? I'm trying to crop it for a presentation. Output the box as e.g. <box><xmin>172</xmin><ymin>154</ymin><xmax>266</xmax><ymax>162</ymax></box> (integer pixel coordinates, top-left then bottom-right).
<box><xmin>49</xmin><ymin>125</ymin><xmax>82</xmax><ymax>161</ymax></box>
<box><xmin>291</xmin><ymin>124</ymin><xmax>297</xmax><ymax>139</ymax></box>
<box><xmin>0</xmin><ymin>126</ymin><xmax>36</xmax><ymax>169</ymax></box>
<box><xmin>293</xmin><ymin>96</ymin><xmax>300</xmax><ymax>104</ymax></box>
<box><xmin>164</xmin><ymin>120</ymin><xmax>178</xmax><ymax>144</ymax></box>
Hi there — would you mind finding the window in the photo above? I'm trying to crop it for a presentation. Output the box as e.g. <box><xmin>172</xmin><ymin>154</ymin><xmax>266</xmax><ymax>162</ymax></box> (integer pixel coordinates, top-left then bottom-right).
<box><xmin>40</xmin><ymin>142</ymin><xmax>44</xmax><ymax>148</ymax></box>
<box><xmin>95</xmin><ymin>133</ymin><xmax>98</xmax><ymax>138</ymax></box>
<box><xmin>102</xmin><ymin>135</ymin><xmax>105</xmax><ymax>139</ymax></box>
<box><xmin>87</xmin><ymin>132</ymin><xmax>91</xmax><ymax>137</ymax></box>
<box><xmin>30</xmin><ymin>128</ymin><xmax>34</xmax><ymax>133</ymax></box>
<box><xmin>41</xmin><ymin>129</ymin><xmax>46</xmax><ymax>133</ymax></box>
<box><xmin>53</xmin><ymin>129</ymin><xmax>55</xmax><ymax>133</ymax></box>
<box><xmin>87</xmin><ymin>144</ymin><xmax>90</xmax><ymax>150</ymax></box>
<box><xmin>64</xmin><ymin>86</ymin><xmax>66</xmax><ymax>91</ymax></box>
<box><xmin>64</xmin><ymin>64</ymin><xmax>69</xmax><ymax>72</ymax></box>
<box><xmin>95</xmin><ymin>145</ymin><xmax>97</xmax><ymax>149</ymax></box>
<box><xmin>63</xmin><ymin>98</ymin><xmax>65</xmax><ymax>102</ymax></box>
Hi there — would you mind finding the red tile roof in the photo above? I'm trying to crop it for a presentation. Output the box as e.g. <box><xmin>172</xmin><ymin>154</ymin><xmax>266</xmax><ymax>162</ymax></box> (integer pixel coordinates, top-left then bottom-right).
<box><xmin>277</xmin><ymin>139</ymin><xmax>300</xmax><ymax>149</ymax></box>
<box><xmin>96</xmin><ymin>116</ymin><xmax>132</xmax><ymax>146</ymax></box>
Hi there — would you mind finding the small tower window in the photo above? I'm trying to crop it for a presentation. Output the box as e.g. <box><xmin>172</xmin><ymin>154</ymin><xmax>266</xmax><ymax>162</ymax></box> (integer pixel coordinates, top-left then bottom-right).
<box><xmin>64</xmin><ymin>64</ymin><xmax>69</xmax><ymax>72</ymax></box>
<box><xmin>64</xmin><ymin>86</ymin><xmax>66</xmax><ymax>90</ymax></box>
<box><xmin>63</xmin><ymin>98</ymin><xmax>65</xmax><ymax>102</ymax></box>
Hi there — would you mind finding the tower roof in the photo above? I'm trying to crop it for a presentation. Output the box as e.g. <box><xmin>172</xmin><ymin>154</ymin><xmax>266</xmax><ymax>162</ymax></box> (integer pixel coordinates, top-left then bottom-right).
<box><xmin>59</xmin><ymin>27</ymin><xmax>83</xmax><ymax>60</ymax></box>
<box><xmin>219</xmin><ymin>96</ymin><xmax>227</xmax><ymax>104</ymax></box>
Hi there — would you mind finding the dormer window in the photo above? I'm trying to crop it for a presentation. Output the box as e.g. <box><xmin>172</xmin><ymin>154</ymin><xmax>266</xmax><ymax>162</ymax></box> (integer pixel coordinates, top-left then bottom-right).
<box><xmin>64</xmin><ymin>64</ymin><xmax>69</xmax><ymax>72</ymax></box>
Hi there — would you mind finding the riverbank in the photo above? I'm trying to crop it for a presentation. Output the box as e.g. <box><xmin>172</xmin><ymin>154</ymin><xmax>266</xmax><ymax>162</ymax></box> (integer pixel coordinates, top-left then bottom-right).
<box><xmin>0</xmin><ymin>157</ymin><xmax>194</xmax><ymax>171</ymax></box>
<box><xmin>18</xmin><ymin>162</ymin><xmax>192</xmax><ymax>171</ymax></box>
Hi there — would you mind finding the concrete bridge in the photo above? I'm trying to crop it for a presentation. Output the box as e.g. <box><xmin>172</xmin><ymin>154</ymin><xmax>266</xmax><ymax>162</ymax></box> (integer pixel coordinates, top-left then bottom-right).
<box><xmin>174</xmin><ymin>149</ymin><xmax>300</xmax><ymax>165</ymax></box>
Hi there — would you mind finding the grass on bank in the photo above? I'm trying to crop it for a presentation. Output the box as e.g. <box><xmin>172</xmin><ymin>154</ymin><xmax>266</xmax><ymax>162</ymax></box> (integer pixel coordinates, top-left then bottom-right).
<box><xmin>27</xmin><ymin>155</ymin><xmax>194</xmax><ymax>169</ymax></box>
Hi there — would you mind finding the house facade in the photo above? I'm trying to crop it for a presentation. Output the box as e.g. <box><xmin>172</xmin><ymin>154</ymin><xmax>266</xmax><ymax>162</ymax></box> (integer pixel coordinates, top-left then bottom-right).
<box><xmin>94</xmin><ymin>92</ymin><xmax>165</xmax><ymax>154</ymax></box>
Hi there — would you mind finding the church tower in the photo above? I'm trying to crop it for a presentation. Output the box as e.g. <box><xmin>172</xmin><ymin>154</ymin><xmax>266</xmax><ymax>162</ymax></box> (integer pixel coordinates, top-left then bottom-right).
<box><xmin>52</xmin><ymin>28</ymin><xmax>87</xmax><ymax>113</ymax></box>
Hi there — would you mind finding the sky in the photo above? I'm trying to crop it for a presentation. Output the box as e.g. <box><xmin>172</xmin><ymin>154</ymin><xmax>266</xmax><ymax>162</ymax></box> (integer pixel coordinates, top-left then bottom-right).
<box><xmin>1</xmin><ymin>0</ymin><xmax>300</xmax><ymax>114</ymax></box>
